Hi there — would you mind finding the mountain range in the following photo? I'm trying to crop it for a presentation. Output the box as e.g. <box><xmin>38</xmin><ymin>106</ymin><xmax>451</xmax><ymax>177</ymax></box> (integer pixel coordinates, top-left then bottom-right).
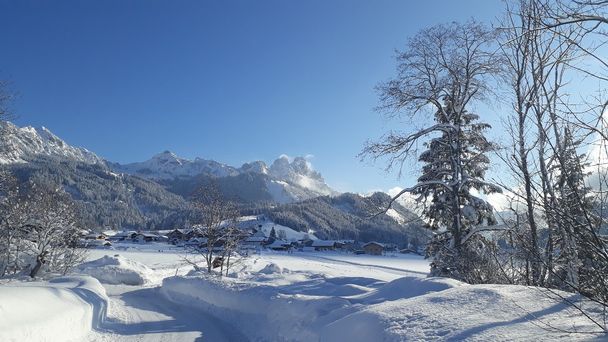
<box><xmin>0</xmin><ymin>122</ymin><xmax>423</xmax><ymax>245</ymax></box>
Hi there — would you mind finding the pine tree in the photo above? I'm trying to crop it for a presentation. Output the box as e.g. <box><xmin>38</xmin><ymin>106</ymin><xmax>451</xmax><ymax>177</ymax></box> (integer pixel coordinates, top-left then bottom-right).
<box><xmin>418</xmin><ymin>98</ymin><xmax>501</xmax><ymax>282</ymax></box>
<box><xmin>552</xmin><ymin>127</ymin><xmax>606</xmax><ymax>299</ymax></box>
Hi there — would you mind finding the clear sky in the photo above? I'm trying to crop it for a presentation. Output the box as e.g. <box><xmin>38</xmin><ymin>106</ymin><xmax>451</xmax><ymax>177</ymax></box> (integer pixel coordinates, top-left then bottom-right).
<box><xmin>0</xmin><ymin>0</ymin><xmax>504</xmax><ymax>193</ymax></box>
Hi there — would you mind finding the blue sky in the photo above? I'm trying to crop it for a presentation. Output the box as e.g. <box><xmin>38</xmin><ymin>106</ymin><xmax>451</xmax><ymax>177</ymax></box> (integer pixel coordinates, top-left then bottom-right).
<box><xmin>0</xmin><ymin>0</ymin><xmax>504</xmax><ymax>193</ymax></box>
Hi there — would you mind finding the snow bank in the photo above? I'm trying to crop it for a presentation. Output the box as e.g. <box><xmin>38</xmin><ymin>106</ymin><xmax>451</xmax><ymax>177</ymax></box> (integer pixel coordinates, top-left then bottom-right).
<box><xmin>322</xmin><ymin>284</ymin><xmax>605</xmax><ymax>341</ymax></box>
<box><xmin>0</xmin><ymin>276</ymin><xmax>108</xmax><ymax>342</ymax></box>
<box><xmin>161</xmin><ymin>275</ymin><xmax>352</xmax><ymax>341</ymax></box>
<box><xmin>258</xmin><ymin>262</ymin><xmax>283</xmax><ymax>274</ymax></box>
<box><xmin>76</xmin><ymin>254</ymin><xmax>152</xmax><ymax>285</ymax></box>
<box><xmin>352</xmin><ymin>276</ymin><xmax>464</xmax><ymax>304</ymax></box>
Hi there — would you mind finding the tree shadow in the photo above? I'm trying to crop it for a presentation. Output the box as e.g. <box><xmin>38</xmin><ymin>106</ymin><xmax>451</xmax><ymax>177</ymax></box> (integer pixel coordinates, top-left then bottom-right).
<box><xmin>447</xmin><ymin>294</ymin><xmax>595</xmax><ymax>341</ymax></box>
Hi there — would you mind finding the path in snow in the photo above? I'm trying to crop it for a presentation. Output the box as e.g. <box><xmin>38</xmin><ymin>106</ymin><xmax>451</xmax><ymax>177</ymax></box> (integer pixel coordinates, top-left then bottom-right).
<box><xmin>87</xmin><ymin>285</ymin><xmax>247</xmax><ymax>342</ymax></box>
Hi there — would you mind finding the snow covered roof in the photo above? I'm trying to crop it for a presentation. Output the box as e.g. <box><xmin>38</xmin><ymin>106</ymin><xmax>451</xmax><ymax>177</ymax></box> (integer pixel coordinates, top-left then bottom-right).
<box><xmin>312</xmin><ymin>240</ymin><xmax>337</xmax><ymax>247</ymax></box>
<box><xmin>113</xmin><ymin>231</ymin><xmax>137</xmax><ymax>237</ymax></box>
<box><xmin>363</xmin><ymin>241</ymin><xmax>385</xmax><ymax>248</ymax></box>
<box><xmin>266</xmin><ymin>240</ymin><xmax>291</xmax><ymax>248</ymax></box>
<box><xmin>245</xmin><ymin>236</ymin><xmax>267</xmax><ymax>242</ymax></box>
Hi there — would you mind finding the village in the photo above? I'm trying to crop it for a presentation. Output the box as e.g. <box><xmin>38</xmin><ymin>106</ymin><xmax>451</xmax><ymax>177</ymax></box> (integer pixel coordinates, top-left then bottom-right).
<box><xmin>77</xmin><ymin>215</ymin><xmax>412</xmax><ymax>257</ymax></box>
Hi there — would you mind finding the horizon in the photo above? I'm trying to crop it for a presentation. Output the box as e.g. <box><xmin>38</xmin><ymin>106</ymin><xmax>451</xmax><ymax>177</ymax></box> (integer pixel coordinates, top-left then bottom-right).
<box><xmin>0</xmin><ymin>0</ymin><xmax>504</xmax><ymax>194</ymax></box>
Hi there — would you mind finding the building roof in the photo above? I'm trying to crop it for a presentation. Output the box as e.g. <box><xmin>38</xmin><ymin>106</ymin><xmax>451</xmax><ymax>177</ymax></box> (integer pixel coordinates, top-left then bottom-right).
<box><xmin>266</xmin><ymin>240</ymin><xmax>290</xmax><ymax>248</ymax></box>
<box><xmin>245</xmin><ymin>236</ymin><xmax>267</xmax><ymax>242</ymax></box>
<box><xmin>312</xmin><ymin>240</ymin><xmax>337</xmax><ymax>247</ymax></box>
<box><xmin>363</xmin><ymin>241</ymin><xmax>385</xmax><ymax>248</ymax></box>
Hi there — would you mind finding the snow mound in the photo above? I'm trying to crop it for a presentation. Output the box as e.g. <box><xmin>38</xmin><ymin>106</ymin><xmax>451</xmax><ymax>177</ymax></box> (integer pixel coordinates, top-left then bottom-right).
<box><xmin>259</xmin><ymin>263</ymin><xmax>283</xmax><ymax>274</ymax></box>
<box><xmin>322</xmin><ymin>284</ymin><xmax>605</xmax><ymax>341</ymax></box>
<box><xmin>0</xmin><ymin>276</ymin><xmax>108</xmax><ymax>342</ymax></box>
<box><xmin>77</xmin><ymin>254</ymin><xmax>152</xmax><ymax>285</ymax></box>
<box><xmin>161</xmin><ymin>275</ymin><xmax>351</xmax><ymax>341</ymax></box>
<box><xmin>352</xmin><ymin>276</ymin><xmax>465</xmax><ymax>304</ymax></box>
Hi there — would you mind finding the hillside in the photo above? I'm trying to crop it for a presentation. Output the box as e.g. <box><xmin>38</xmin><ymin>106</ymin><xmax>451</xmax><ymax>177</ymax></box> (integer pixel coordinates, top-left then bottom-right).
<box><xmin>262</xmin><ymin>192</ymin><xmax>428</xmax><ymax>247</ymax></box>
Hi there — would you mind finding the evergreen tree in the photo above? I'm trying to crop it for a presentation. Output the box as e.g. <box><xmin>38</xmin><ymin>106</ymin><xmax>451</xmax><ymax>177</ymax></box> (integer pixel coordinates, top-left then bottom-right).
<box><xmin>552</xmin><ymin>127</ymin><xmax>606</xmax><ymax>299</ymax></box>
<box><xmin>418</xmin><ymin>98</ymin><xmax>501</xmax><ymax>282</ymax></box>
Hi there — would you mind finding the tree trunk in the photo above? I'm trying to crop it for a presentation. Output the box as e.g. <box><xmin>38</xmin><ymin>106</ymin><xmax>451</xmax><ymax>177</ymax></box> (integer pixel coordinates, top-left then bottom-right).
<box><xmin>30</xmin><ymin>252</ymin><xmax>46</xmax><ymax>278</ymax></box>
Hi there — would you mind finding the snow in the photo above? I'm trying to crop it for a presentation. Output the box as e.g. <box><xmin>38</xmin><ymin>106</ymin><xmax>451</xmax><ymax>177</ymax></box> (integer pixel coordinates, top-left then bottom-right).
<box><xmin>386</xmin><ymin>208</ymin><xmax>406</xmax><ymax>223</ymax></box>
<box><xmin>0</xmin><ymin>276</ymin><xmax>108</xmax><ymax>342</ymax></box>
<box><xmin>2</xmin><ymin>247</ymin><xmax>606</xmax><ymax>341</ymax></box>
<box><xmin>238</xmin><ymin>216</ymin><xmax>318</xmax><ymax>240</ymax></box>
<box><xmin>76</xmin><ymin>255</ymin><xmax>153</xmax><ymax>286</ymax></box>
<box><xmin>322</xmin><ymin>285</ymin><xmax>605</xmax><ymax>341</ymax></box>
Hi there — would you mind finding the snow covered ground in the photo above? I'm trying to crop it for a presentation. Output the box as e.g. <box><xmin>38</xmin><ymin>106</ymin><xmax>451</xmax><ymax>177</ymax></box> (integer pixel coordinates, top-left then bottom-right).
<box><xmin>0</xmin><ymin>276</ymin><xmax>108</xmax><ymax>342</ymax></box>
<box><xmin>1</xmin><ymin>245</ymin><xmax>606</xmax><ymax>341</ymax></box>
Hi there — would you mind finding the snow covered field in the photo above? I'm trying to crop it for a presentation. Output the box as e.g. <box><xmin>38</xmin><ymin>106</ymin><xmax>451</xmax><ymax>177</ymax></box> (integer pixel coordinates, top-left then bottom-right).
<box><xmin>1</xmin><ymin>246</ymin><xmax>606</xmax><ymax>341</ymax></box>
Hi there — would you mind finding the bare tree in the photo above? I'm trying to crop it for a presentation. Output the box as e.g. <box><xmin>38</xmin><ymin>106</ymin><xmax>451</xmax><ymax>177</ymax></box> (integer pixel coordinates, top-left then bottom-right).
<box><xmin>22</xmin><ymin>181</ymin><xmax>86</xmax><ymax>278</ymax></box>
<box><xmin>189</xmin><ymin>182</ymin><xmax>241</xmax><ymax>275</ymax></box>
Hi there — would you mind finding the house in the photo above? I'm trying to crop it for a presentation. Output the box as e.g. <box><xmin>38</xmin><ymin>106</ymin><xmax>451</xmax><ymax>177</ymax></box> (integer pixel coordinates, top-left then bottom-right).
<box><xmin>83</xmin><ymin>232</ymin><xmax>108</xmax><ymax>240</ymax></box>
<box><xmin>167</xmin><ymin>229</ymin><xmax>186</xmax><ymax>243</ymax></box>
<box><xmin>243</xmin><ymin>235</ymin><xmax>267</xmax><ymax>248</ymax></box>
<box><xmin>312</xmin><ymin>240</ymin><xmax>339</xmax><ymax>251</ymax></box>
<box><xmin>78</xmin><ymin>239</ymin><xmax>112</xmax><ymax>248</ymax></box>
<box><xmin>266</xmin><ymin>240</ymin><xmax>291</xmax><ymax>251</ymax></box>
<box><xmin>362</xmin><ymin>242</ymin><xmax>385</xmax><ymax>255</ymax></box>
<box><xmin>133</xmin><ymin>232</ymin><xmax>160</xmax><ymax>243</ymax></box>
<box><xmin>109</xmin><ymin>231</ymin><xmax>138</xmax><ymax>241</ymax></box>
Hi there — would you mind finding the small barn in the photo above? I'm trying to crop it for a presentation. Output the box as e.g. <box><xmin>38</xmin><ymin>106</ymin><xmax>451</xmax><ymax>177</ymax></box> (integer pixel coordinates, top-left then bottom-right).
<box><xmin>362</xmin><ymin>242</ymin><xmax>385</xmax><ymax>255</ymax></box>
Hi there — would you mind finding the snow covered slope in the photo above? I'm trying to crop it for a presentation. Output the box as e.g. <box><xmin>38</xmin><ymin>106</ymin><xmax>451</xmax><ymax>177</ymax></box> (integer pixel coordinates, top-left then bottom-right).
<box><xmin>0</xmin><ymin>276</ymin><xmax>108</xmax><ymax>342</ymax></box>
<box><xmin>0</xmin><ymin>122</ymin><xmax>104</xmax><ymax>165</ymax></box>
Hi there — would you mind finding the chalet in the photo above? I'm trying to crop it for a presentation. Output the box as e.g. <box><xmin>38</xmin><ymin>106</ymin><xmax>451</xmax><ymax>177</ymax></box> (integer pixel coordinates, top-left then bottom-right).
<box><xmin>133</xmin><ymin>232</ymin><xmax>160</xmax><ymax>243</ymax></box>
<box><xmin>83</xmin><ymin>232</ymin><xmax>108</xmax><ymax>240</ymax></box>
<box><xmin>78</xmin><ymin>239</ymin><xmax>112</xmax><ymax>248</ymax></box>
<box><xmin>266</xmin><ymin>240</ymin><xmax>291</xmax><ymax>251</ymax></box>
<box><xmin>167</xmin><ymin>229</ymin><xmax>186</xmax><ymax>243</ymax></box>
<box><xmin>312</xmin><ymin>240</ymin><xmax>340</xmax><ymax>251</ymax></box>
<box><xmin>109</xmin><ymin>231</ymin><xmax>138</xmax><ymax>241</ymax></box>
<box><xmin>362</xmin><ymin>242</ymin><xmax>385</xmax><ymax>255</ymax></box>
<box><xmin>243</xmin><ymin>235</ymin><xmax>267</xmax><ymax>248</ymax></box>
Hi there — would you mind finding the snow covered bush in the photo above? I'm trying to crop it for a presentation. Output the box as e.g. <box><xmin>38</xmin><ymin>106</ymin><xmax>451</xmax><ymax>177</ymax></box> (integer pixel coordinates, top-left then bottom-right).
<box><xmin>0</xmin><ymin>178</ymin><xmax>87</xmax><ymax>278</ymax></box>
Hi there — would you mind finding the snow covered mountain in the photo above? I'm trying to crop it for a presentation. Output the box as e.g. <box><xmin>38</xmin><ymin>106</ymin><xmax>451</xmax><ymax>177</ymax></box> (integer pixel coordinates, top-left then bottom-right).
<box><xmin>111</xmin><ymin>151</ymin><xmax>240</xmax><ymax>179</ymax></box>
<box><xmin>0</xmin><ymin>121</ymin><xmax>104</xmax><ymax>165</ymax></box>
<box><xmin>0</xmin><ymin>122</ymin><xmax>336</xmax><ymax>203</ymax></box>
<box><xmin>112</xmin><ymin>152</ymin><xmax>335</xmax><ymax>203</ymax></box>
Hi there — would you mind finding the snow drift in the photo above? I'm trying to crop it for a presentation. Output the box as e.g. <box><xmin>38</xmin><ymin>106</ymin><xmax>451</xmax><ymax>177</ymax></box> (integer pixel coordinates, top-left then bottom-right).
<box><xmin>322</xmin><ymin>284</ymin><xmax>605</xmax><ymax>341</ymax></box>
<box><xmin>76</xmin><ymin>254</ymin><xmax>152</xmax><ymax>285</ymax></box>
<box><xmin>0</xmin><ymin>276</ymin><xmax>108</xmax><ymax>342</ymax></box>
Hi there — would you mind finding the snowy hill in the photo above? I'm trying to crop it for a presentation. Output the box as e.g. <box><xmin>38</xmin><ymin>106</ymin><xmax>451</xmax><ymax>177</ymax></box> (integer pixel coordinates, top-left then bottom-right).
<box><xmin>0</xmin><ymin>121</ymin><xmax>104</xmax><ymax>165</ymax></box>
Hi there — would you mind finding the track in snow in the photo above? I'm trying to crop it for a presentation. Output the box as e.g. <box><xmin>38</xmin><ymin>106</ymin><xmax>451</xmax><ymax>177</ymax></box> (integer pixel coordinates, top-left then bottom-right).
<box><xmin>87</xmin><ymin>285</ymin><xmax>247</xmax><ymax>342</ymax></box>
